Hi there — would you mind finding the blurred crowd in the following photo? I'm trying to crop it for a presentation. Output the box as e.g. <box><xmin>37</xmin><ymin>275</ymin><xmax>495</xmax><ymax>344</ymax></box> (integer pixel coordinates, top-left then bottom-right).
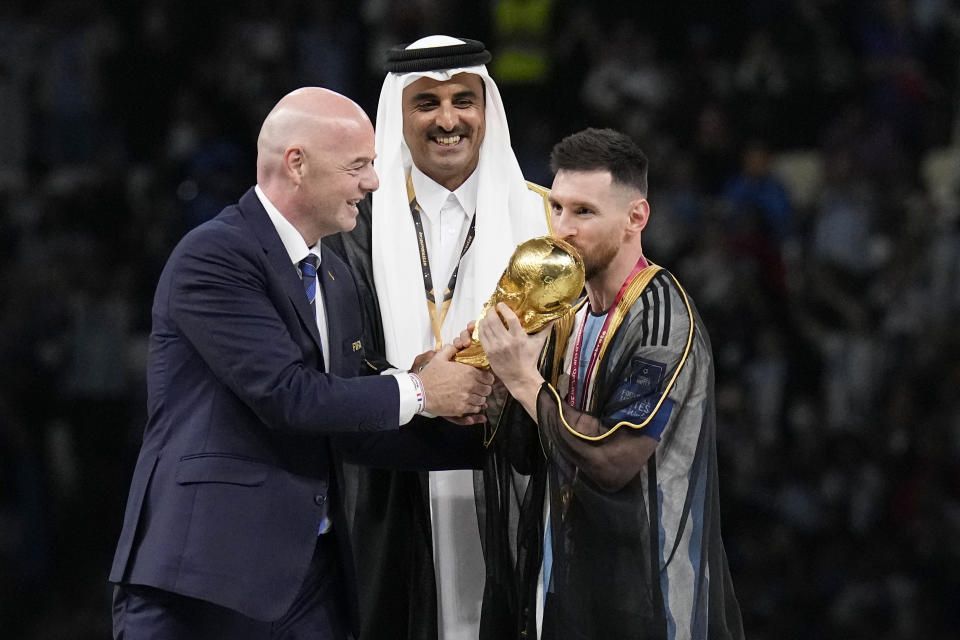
<box><xmin>1</xmin><ymin>0</ymin><xmax>958</xmax><ymax>638</ymax></box>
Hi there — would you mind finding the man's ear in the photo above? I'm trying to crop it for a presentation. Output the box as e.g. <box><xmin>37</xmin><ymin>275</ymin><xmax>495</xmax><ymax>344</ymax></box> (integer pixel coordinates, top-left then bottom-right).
<box><xmin>627</xmin><ymin>197</ymin><xmax>650</xmax><ymax>234</ymax></box>
<box><xmin>283</xmin><ymin>146</ymin><xmax>304</xmax><ymax>185</ymax></box>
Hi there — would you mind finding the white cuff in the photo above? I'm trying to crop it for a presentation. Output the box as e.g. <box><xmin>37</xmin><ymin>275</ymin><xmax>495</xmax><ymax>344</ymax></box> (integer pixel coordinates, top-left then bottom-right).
<box><xmin>390</xmin><ymin>371</ymin><xmax>424</xmax><ymax>425</ymax></box>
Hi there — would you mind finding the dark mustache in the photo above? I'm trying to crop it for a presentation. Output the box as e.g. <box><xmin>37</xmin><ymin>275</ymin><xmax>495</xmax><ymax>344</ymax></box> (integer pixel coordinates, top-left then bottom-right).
<box><xmin>426</xmin><ymin>126</ymin><xmax>470</xmax><ymax>138</ymax></box>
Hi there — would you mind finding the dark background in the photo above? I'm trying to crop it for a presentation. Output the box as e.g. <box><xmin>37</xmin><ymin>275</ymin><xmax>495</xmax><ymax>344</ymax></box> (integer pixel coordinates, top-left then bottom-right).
<box><xmin>1</xmin><ymin>0</ymin><xmax>959</xmax><ymax>638</ymax></box>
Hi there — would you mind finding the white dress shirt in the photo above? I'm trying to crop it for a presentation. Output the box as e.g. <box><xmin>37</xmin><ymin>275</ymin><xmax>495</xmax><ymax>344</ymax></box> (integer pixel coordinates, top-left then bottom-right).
<box><xmin>408</xmin><ymin>168</ymin><xmax>485</xmax><ymax>640</ymax></box>
<box><xmin>410</xmin><ymin>165</ymin><xmax>478</xmax><ymax>349</ymax></box>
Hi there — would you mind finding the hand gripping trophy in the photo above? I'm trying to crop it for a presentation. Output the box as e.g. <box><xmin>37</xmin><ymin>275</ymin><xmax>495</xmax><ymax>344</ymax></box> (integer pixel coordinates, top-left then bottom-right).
<box><xmin>455</xmin><ymin>236</ymin><xmax>585</xmax><ymax>369</ymax></box>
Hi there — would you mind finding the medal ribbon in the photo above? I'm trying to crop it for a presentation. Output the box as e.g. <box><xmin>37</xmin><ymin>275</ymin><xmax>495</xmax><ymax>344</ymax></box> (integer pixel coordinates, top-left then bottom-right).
<box><xmin>406</xmin><ymin>174</ymin><xmax>477</xmax><ymax>350</ymax></box>
<box><xmin>566</xmin><ymin>255</ymin><xmax>649</xmax><ymax>409</ymax></box>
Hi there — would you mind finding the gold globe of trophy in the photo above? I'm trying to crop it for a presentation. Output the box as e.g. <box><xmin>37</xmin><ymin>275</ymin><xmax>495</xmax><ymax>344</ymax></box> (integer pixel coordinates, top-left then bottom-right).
<box><xmin>455</xmin><ymin>236</ymin><xmax>585</xmax><ymax>369</ymax></box>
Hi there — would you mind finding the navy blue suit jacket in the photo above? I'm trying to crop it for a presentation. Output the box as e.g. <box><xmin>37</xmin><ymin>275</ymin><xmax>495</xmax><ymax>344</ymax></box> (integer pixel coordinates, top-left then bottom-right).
<box><xmin>109</xmin><ymin>188</ymin><xmax>482</xmax><ymax>624</ymax></box>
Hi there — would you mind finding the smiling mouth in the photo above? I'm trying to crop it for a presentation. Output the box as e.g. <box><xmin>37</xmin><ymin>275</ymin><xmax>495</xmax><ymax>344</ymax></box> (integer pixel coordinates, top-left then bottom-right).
<box><xmin>433</xmin><ymin>134</ymin><xmax>463</xmax><ymax>146</ymax></box>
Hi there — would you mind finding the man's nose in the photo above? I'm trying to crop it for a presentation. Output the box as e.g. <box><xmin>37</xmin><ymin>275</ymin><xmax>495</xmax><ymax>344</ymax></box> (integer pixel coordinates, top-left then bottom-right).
<box><xmin>553</xmin><ymin>213</ymin><xmax>575</xmax><ymax>239</ymax></box>
<box><xmin>362</xmin><ymin>165</ymin><xmax>379</xmax><ymax>192</ymax></box>
<box><xmin>435</xmin><ymin>103</ymin><xmax>457</xmax><ymax>131</ymax></box>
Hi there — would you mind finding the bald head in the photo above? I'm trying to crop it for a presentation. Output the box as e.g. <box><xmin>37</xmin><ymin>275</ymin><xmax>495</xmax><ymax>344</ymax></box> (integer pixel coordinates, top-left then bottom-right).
<box><xmin>256</xmin><ymin>87</ymin><xmax>379</xmax><ymax>245</ymax></box>
<box><xmin>257</xmin><ymin>87</ymin><xmax>371</xmax><ymax>184</ymax></box>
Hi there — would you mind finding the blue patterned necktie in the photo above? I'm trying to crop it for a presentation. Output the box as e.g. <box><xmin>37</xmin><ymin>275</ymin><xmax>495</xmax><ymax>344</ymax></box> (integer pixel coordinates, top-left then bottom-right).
<box><xmin>300</xmin><ymin>253</ymin><xmax>332</xmax><ymax>535</ymax></box>
<box><xmin>299</xmin><ymin>254</ymin><xmax>320</xmax><ymax>314</ymax></box>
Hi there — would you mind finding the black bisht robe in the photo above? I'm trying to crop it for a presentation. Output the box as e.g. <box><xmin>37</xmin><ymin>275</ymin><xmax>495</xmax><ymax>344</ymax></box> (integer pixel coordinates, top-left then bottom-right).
<box><xmin>479</xmin><ymin>266</ymin><xmax>744</xmax><ymax>640</ymax></box>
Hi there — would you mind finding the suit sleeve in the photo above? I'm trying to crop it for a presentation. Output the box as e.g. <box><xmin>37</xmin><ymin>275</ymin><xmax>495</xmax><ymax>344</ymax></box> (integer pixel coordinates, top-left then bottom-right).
<box><xmin>167</xmin><ymin>230</ymin><xmax>401</xmax><ymax>435</ymax></box>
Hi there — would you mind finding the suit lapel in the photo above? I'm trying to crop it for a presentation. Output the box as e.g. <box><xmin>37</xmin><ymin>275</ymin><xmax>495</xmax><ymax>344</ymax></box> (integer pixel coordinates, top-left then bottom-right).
<box><xmin>237</xmin><ymin>189</ymin><xmax>324</xmax><ymax>355</ymax></box>
<box><xmin>320</xmin><ymin>245</ymin><xmax>346</xmax><ymax>375</ymax></box>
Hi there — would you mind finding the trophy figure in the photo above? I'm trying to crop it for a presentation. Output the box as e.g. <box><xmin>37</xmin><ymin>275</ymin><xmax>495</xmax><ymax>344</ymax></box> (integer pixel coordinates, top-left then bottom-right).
<box><xmin>455</xmin><ymin>236</ymin><xmax>585</xmax><ymax>369</ymax></box>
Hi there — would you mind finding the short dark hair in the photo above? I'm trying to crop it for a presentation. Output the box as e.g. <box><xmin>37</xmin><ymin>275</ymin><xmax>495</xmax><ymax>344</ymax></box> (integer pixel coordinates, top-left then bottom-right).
<box><xmin>549</xmin><ymin>128</ymin><xmax>648</xmax><ymax>196</ymax></box>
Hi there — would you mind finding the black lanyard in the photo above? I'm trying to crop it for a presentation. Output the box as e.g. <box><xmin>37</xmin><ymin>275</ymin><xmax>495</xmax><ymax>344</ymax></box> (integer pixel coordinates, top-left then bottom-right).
<box><xmin>406</xmin><ymin>173</ymin><xmax>477</xmax><ymax>349</ymax></box>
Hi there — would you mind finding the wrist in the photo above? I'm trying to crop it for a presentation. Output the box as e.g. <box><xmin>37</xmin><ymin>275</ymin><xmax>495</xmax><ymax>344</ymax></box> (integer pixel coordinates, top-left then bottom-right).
<box><xmin>504</xmin><ymin>372</ymin><xmax>545</xmax><ymax>421</ymax></box>
<box><xmin>409</xmin><ymin>372</ymin><xmax>426</xmax><ymax>414</ymax></box>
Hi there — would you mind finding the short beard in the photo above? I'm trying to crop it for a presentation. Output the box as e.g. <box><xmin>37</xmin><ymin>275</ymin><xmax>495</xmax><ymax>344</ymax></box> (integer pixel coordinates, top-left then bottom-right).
<box><xmin>580</xmin><ymin>236</ymin><xmax>620</xmax><ymax>281</ymax></box>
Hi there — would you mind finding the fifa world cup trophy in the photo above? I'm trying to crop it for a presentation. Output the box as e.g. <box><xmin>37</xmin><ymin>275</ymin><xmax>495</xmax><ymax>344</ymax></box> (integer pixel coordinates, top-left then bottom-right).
<box><xmin>455</xmin><ymin>236</ymin><xmax>585</xmax><ymax>368</ymax></box>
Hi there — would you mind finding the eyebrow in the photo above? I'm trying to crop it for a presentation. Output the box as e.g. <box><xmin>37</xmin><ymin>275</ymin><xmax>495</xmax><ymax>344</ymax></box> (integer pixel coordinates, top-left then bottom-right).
<box><xmin>549</xmin><ymin>195</ymin><xmax>599</xmax><ymax>210</ymax></box>
<box><xmin>408</xmin><ymin>89</ymin><xmax>480</xmax><ymax>102</ymax></box>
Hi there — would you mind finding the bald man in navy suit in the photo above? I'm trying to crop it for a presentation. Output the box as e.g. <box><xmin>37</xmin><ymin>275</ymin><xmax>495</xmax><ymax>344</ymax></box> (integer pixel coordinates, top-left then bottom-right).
<box><xmin>109</xmin><ymin>87</ymin><xmax>493</xmax><ymax>639</ymax></box>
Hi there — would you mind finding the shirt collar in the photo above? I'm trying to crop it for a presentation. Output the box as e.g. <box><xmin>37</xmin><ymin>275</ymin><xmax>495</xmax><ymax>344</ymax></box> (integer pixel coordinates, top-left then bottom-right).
<box><xmin>255</xmin><ymin>184</ymin><xmax>321</xmax><ymax>266</ymax></box>
<box><xmin>410</xmin><ymin>164</ymin><xmax>478</xmax><ymax>220</ymax></box>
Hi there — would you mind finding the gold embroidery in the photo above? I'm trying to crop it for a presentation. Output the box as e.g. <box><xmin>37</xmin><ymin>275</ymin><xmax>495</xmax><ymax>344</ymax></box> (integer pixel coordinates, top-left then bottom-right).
<box><xmin>546</xmin><ymin>267</ymin><xmax>696</xmax><ymax>442</ymax></box>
